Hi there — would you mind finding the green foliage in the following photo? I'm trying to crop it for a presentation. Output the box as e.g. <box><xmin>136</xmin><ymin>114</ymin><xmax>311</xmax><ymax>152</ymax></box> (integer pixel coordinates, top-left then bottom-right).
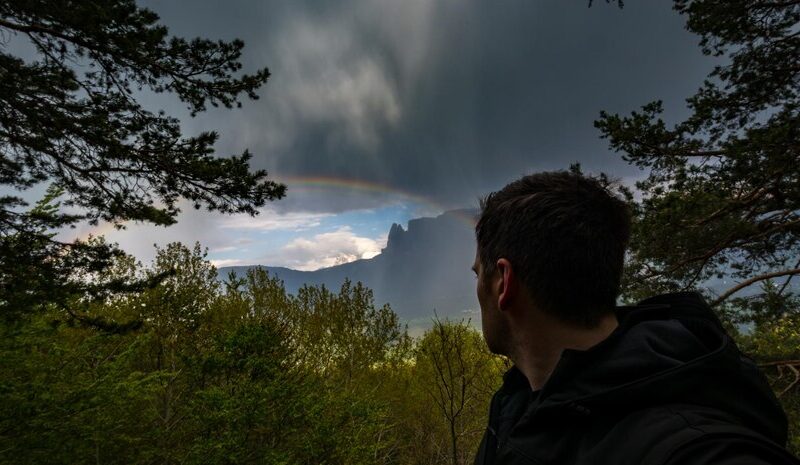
<box><xmin>595</xmin><ymin>0</ymin><xmax>800</xmax><ymax>313</ymax></box>
<box><xmin>407</xmin><ymin>319</ymin><xmax>506</xmax><ymax>465</ymax></box>
<box><xmin>0</xmin><ymin>0</ymin><xmax>285</xmax><ymax>319</ymax></box>
<box><xmin>738</xmin><ymin>305</ymin><xmax>800</xmax><ymax>456</ymax></box>
<box><xmin>291</xmin><ymin>279</ymin><xmax>411</xmax><ymax>382</ymax></box>
<box><xmin>2</xmin><ymin>242</ymin><xmax>499</xmax><ymax>464</ymax></box>
<box><xmin>0</xmin><ymin>187</ymin><xmax>168</xmax><ymax>329</ymax></box>
<box><xmin>183</xmin><ymin>322</ymin><xmax>328</xmax><ymax>465</ymax></box>
<box><xmin>0</xmin><ymin>316</ymin><xmax>162</xmax><ymax>464</ymax></box>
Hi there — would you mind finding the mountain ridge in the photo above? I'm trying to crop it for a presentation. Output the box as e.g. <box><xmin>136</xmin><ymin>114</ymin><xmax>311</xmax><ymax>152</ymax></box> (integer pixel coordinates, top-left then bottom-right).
<box><xmin>218</xmin><ymin>209</ymin><xmax>479</xmax><ymax>321</ymax></box>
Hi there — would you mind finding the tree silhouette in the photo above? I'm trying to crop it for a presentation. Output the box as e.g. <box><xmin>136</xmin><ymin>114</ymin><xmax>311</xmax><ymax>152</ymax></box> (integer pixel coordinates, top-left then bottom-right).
<box><xmin>596</xmin><ymin>0</ymin><xmax>800</xmax><ymax>317</ymax></box>
<box><xmin>0</xmin><ymin>1</ymin><xmax>285</xmax><ymax>318</ymax></box>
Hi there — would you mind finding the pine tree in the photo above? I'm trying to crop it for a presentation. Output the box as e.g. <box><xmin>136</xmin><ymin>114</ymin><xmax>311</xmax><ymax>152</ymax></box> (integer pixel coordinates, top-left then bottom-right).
<box><xmin>0</xmin><ymin>1</ymin><xmax>285</xmax><ymax>318</ymax></box>
<box><xmin>595</xmin><ymin>1</ymin><xmax>800</xmax><ymax>316</ymax></box>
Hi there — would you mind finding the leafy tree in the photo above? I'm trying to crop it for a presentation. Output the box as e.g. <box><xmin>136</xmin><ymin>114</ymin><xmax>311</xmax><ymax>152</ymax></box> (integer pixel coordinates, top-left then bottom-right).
<box><xmin>0</xmin><ymin>307</ymin><xmax>163</xmax><ymax>464</ymax></box>
<box><xmin>0</xmin><ymin>243</ymin><xmax>409</xmax><ymax>464</ymax></box>
<box><xmin>413</xmin><ymin>319</ymin><xmax>505</xmax><ymax>465</ymax></box>
<box><xmin>281</xmin><ymin>278</ymin><xmax>411</xmax><ymax>385</ymax></box>
<box><xmin>183</xmin><ymin>321</ymin><xmax>324</xmax><ymax>465</ymax></box>
<box><xmin>738</xmin><ymin>290</ymin><xmax>800</xmax><ymax>455</ymax></box>
<box><xmin>595</xmin><ymin>1</ymin><xmax>799</xmax><ymax>313</ymax></box>
<box><xmin>0</xmin><ymin>0</ymin><xmax>285</xmax><ymax>317</ymax></box>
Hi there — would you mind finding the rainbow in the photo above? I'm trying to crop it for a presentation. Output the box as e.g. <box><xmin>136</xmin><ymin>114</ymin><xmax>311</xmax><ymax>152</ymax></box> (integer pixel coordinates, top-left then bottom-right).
<box><xmin>73</xmin><ymin>175</ymin><xmax>478</xmax><ymax>241</ymax></box>
<box><xmin>279</xmin><ymin>175</ymin><xmax>478</xmax><ymax>227</ymax></box>
<box><xmin>69</xmin><ymin>219</ymin><xmax>124</xmax><ymax>243</ymax></box>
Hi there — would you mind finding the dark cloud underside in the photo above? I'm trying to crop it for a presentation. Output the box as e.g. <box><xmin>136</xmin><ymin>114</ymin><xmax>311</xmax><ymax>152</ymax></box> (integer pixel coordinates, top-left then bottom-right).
<box><xmin>141</xmin><ymin>0</ymin><xmax>713</xmax><ymax>211</ymax></box>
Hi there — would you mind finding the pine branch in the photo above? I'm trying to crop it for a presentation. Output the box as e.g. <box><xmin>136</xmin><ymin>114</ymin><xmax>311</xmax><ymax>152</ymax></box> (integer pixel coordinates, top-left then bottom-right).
<box><xmin>711</xmin><ymin>268</ymin><xmax>800</xmax><ymax>306</ymax></box>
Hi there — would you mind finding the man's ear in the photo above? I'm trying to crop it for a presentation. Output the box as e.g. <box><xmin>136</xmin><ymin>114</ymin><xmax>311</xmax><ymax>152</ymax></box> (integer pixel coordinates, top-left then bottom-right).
<box><xmin>495</xmin><ymin>258</ymin><xmax>515</xmax><ymax>311</ymax></box>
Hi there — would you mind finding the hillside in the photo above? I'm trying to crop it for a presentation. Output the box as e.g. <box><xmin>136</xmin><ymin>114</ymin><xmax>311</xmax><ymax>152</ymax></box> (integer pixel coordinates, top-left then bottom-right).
<box><xmin>219</xmin><ymin>209</ymin><xmax>480</xmax><ymax>322</ymax></box>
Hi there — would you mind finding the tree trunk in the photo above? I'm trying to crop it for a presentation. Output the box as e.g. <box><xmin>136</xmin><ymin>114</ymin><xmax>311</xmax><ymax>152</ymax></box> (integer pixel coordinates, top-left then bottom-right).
<box><xmin>450</xmin><ymin>419</ymin><xmax>459</xmax><ymax>465</ymax></box>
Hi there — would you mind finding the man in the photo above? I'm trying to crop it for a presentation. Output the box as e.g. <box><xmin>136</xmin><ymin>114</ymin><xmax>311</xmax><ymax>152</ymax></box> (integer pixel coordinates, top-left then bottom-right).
<box><xmin>472</xmin><ymin>171</ymin><xmax>799</xmax><ymax>464</ymax></box>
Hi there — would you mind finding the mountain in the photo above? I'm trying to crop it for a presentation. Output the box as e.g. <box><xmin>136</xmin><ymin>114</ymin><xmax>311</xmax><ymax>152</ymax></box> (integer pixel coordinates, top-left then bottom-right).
<box><xmin>218</xmin><ymin>209</ymin><xmax>480</xmax><ymax>323</ymax></box>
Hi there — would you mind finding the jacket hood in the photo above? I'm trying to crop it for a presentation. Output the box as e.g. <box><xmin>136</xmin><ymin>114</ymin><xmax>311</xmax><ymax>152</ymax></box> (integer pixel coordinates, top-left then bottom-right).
<box><xmin>521</xmin><ymin>292</ymin><xmax>788</xmax><ymax>444</ymax></box>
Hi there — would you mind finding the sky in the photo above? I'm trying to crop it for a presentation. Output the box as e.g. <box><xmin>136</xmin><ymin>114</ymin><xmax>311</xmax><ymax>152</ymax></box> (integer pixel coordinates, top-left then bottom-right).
<box><xmin>51</xmin><ymin>0</ymin><xmax>717</xmax><ymax>270</ymax></box>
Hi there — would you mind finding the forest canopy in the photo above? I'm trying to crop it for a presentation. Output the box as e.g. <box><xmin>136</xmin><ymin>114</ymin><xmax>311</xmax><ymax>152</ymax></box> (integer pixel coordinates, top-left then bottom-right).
<box><xmin>0</xmin><ymin>243</ymin><xmax>506</xmax><ymax>464</ymax></box>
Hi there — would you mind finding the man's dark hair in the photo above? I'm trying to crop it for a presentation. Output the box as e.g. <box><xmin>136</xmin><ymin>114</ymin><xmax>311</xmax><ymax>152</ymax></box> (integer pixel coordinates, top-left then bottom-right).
<box><xmin>475</xmin><ymin>170</ymin><xmax>631</xmax><ymax>327</ymax></box>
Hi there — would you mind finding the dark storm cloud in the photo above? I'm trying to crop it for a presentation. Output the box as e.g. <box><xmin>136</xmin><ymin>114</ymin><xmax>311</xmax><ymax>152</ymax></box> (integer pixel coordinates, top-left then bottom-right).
<box><xmin>141</xmin><ymin>0</ymin><xmax>714</xmax><ymax>211</ymax></box>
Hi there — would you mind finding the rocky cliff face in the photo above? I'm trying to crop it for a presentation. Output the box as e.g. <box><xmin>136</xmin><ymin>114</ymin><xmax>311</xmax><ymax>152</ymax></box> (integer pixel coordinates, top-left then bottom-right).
<box><xmin>219</xmin><ymin>209</ymin><xmax>479</xmax><ymax>321</ymax></box>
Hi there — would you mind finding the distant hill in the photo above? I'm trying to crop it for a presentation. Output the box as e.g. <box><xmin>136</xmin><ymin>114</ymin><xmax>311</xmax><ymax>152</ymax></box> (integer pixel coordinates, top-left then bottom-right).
<box><xmin>218</xmin><ymin>209</ymin><xmax>480</xmax><ymax>323</ymax></box>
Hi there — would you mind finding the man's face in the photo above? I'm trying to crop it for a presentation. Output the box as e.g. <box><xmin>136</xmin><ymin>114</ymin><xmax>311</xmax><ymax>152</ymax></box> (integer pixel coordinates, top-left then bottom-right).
<box><xmin>473</xmin><ymin>249</ymin><xmax>509</xmax><ymax>355</ymax></box>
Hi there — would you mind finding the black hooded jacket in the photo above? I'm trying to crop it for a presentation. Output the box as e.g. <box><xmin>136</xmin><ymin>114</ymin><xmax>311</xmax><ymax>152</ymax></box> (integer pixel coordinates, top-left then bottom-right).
<box><xmin>474</xmin><ymin>292</ymin><xmax>799</xmax><ymax>465</ymax></box>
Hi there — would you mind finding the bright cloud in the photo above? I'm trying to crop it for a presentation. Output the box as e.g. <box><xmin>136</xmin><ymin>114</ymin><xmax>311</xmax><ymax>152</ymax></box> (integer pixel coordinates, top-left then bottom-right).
<box><xmin>210</xmin><ymin>245</ymin><xmax>238</xmax><ymax>253</ymax></box>
<box><xmin>210</xmin><ymin>258</ymin><xmax>251</xmax><ymax>268</ymax></box>
<box><xmin>278</xmin><ymin>227</ymin><xmax>388</xmax><ymax>271</ymax></box>
<box><xmin>220</xmin><ymin>209</ymin><xmax>333</xmax><ymax>231</ymax></box>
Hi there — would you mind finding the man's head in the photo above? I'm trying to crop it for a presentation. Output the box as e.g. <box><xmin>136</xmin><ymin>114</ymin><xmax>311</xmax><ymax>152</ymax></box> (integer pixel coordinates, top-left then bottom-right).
<box><xmin>473</xmin><ymin>170</ymin><xmax>631</xmax><ymax>355</ymax></box>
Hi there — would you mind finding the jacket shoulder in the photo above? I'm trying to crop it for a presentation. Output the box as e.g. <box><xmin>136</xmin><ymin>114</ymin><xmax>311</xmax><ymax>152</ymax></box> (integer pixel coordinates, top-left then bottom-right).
<box><xmin>660</xmin><ymin>435</ymin><xmax>800</xmax><ymax>465</ymax></box>
<box><xmin>622</xmin><ymin>404</ymin><xmax>798</xmax><ymax>465</ymax></box>
<box><xmin>494</xmin><ymin>404</ymin><xmax>796</xmax><ymax>465</ymax></box>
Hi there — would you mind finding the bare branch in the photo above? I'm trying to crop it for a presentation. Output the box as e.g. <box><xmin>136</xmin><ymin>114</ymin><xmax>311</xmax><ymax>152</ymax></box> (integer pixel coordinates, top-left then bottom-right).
<box><xmin>711</xmin><ymin>268</ymin><xmax>800</xmax><ymax>306</ymax></box>
<box><xmin>758</xmin><ymin>360</ymin><xmax>800</xmax><ymax>367</ymax></box>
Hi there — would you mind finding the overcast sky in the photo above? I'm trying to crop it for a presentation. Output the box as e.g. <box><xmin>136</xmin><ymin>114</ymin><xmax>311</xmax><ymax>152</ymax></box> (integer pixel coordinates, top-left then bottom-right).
<box><xmin>58</xmin><ymin>0</ymin><xmax>716</xmax><ymax>269</ymax></box>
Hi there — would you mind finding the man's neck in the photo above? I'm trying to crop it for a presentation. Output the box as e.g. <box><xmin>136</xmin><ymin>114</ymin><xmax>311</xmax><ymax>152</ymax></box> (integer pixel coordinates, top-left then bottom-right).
<box><xmin>511</xmin><ymin>312</ymin><xmax>619</xmax><ymax>391</ymax></box>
